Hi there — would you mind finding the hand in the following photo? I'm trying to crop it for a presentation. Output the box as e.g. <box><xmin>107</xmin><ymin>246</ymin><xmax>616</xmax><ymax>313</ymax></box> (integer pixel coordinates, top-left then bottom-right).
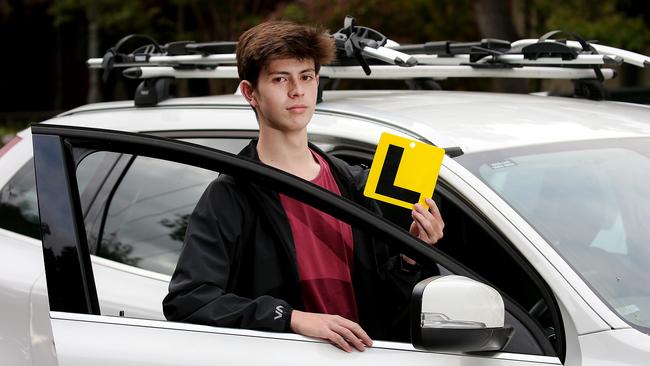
<box><xmin>290</xmin><ymin>310</ymin><xmax>373</xmax><ymax>352</ymax></box>
<box><xmin>404</xmin><ymin>197</ymin><xmax>444</xmax><ymax>265</ymax></box>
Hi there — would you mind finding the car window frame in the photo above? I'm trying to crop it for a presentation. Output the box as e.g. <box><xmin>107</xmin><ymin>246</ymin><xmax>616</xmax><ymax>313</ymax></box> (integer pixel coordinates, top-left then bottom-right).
<box><xmin>35</xmin><ymin>123</ymin><xmax>473</xmax><ymax>308</ymax></box>
<box><xmin>31</xmin><ymin>124</ymin><xmax>561</xmax><ymax>358</ymax></box>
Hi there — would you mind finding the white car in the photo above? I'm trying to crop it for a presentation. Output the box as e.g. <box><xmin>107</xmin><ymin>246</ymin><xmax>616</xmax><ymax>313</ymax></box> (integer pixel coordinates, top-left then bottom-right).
<box><xmin>2</xmin><ymin>87</ymin><xmax>650</xmax><ymax>365</ymax></box>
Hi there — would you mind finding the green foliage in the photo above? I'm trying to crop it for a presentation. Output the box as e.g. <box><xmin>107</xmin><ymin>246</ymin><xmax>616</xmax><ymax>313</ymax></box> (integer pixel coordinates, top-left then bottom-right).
<box><xmin>45</xmin><ymin>0</ymin><xmax>650</xmax><ymax>51</ymax></box>
<box><xmin>49</xmin><ymin>0</ymin><xmax>174</xmax><ymax>37</ymax></box>
<box><xmin>279</xmin><ymin>0</ymin><xmax>478</xmax><ymax>43</ymax></box>
<box><xmin>48</xmin><ymin>0</ymin><xmax>81</xmax><ymax>27</ymax></box>
<box><xmin>526</xmin><ymin>0</ymin><xmax>650</xmax><ymax>52</ymax></box>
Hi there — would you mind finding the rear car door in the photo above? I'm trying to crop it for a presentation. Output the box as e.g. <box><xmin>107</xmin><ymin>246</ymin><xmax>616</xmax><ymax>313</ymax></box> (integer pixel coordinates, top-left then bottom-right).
<box><xmin>32</xmin><ymin>124</ymin><xmax>561</xmax><ymax>366</ymax></box>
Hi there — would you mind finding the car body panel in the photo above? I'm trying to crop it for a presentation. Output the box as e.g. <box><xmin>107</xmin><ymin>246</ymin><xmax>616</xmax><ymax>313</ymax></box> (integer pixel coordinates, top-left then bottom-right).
<box><xmin>579</xmin><ymin>329</ymin><xmax>650</xmax><ymax>365</ymax></box>
<box><xmin>92</xmin><ymin>256</ymin><xmax>168</xmax><ymax>320</ymax></box>
<box><xmin>0</xmin><ymin>230</ymin><xmax>44</xmax><ymax>366</ymax></box>
<box><xmin>321</xmin><ymin>91</ymin><xmax>650</xmax><ymax>151</ymax></box>
<box><xmin>49</xmin><ymin>313</ymin><xmax>562</xmax><ymax>366</ymax></box>
<box><xmin>30</xmin><ymin>273</ymin><xmax>59</xmax><ymax>366</ymax></box>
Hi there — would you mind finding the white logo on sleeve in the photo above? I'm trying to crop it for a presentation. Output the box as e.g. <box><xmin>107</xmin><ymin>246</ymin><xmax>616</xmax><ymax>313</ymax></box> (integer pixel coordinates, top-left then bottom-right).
<box><xmin>274</xmin><ymin>305</ymin><xmax>285</xmax><ymax>320</ymax></box>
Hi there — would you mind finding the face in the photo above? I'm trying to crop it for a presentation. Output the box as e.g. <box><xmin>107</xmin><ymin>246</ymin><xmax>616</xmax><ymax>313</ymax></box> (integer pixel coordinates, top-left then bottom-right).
<box><xmin>243</xmin><ymin>58</ymin><xmax>319</xmax><ymax>133</ymax></box>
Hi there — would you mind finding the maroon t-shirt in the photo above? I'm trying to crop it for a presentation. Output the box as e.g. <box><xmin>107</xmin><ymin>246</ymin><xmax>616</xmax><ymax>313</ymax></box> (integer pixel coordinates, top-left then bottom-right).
<box><xmin>279</xmin><ymin>151</ymin><xmax>359</xmax><ymax>322</ymax></box>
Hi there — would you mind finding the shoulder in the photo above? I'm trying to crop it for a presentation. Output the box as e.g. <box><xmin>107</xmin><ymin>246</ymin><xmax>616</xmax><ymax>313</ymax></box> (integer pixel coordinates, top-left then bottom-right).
<box><xmin>327</xmin><ymin>154</ymin><xmax>369</xmax><ymax>187</ymax></box>
<box><xmin>197</xmin><ymin>174</ymin><xmax>252</xmax><ymax>215</ymax></box>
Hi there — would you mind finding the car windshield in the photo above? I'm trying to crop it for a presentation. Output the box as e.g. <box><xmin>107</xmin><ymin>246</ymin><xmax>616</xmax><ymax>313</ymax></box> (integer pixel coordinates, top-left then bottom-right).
<box><xmin>456</xmin><ymin>137</ymin><xmax>650</xmax><ymax>333</ymax></box>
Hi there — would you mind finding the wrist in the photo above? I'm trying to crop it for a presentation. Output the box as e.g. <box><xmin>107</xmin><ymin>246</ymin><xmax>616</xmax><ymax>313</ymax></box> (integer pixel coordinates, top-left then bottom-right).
<box><xmin>289</xmin><ymin>309</ymin><xmax>301</xmax><ymax>333</ymax></box>
<box><xmin>400</xmin><ymin>254</ymin><xmax>421</xmax><ymax>272</ymax></box>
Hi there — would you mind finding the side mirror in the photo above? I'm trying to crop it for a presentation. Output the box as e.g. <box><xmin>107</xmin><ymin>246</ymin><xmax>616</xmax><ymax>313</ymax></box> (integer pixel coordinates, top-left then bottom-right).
<box><xmin>411</xmin><ymin>275</ymin><xmax>513</xmax><ymax>352</ymax></box>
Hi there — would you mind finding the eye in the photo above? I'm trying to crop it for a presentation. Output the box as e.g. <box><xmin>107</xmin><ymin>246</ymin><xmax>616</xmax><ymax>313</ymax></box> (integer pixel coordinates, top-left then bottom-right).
<box><xmin>301</xmin><ymin>74</ymin><xmax>315</xmax><ymax>81</ymax></box>
<box><xmin>273</xmin><ymin>77</ymin><xmax>287</xmax><ymax>83</ymax></box>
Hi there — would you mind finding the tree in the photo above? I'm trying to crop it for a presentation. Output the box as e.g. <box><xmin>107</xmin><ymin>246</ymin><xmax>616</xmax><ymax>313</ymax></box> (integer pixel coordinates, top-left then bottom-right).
<box><xmin>49</xmin><ymin>0</ymin><xmax>177</xmax><ymax>103</ymax></box>
<box><xmin>474</xmin><ymin>0</ymin><xmax>528</xmax><ymax>93</ymax></box>
<box><xmin>523</xmin><ymin>0</ymin><xmax>650</xmax><ymax>89</ymax></box>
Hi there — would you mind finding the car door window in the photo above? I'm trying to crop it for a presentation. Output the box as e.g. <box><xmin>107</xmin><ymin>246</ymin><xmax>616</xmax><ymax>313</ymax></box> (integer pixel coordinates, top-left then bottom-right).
<box><xmin>98</xmin><ymin>155</ymin><xmax>217</xmax><ymax>274</ymax></box>
<box><xmin>84</xmin><ymin>137</ymin><xmax>250</xmax><ymax>275</ymax></box>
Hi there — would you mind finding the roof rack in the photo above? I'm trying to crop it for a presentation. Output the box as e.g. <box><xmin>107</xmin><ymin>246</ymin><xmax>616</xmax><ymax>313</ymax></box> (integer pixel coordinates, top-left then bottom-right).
<box><xmin>120</xmin><ymin>65</ymin><xmax>615</xmax><ymax>81</ymax></box>
<box><xmin>88</xmin><ymin>16</ymin><xmax>650</xmax><ymax>106</ymax></box>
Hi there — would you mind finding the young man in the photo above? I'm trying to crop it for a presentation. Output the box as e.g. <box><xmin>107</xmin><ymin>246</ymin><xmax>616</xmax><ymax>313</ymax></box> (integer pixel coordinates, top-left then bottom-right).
<box><xmin>163</xmin><ymin>21</ymin><xmax>444</xmax><ymax>353</ymax></box>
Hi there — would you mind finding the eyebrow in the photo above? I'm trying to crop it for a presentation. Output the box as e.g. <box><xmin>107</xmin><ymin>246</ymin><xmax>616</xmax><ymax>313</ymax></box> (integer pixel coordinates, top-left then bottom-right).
<box><xmin>268</xmin><ymin>68</ymin><xmax>316</xmax><ymax>76</ymax></box>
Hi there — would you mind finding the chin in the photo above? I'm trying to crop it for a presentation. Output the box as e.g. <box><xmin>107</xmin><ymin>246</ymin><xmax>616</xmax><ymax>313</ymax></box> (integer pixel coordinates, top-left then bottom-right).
<box><xmin>283</xmin><ymin>114</ymin><xmax>312</xmax><ymax>129</ymax></box>
<box><xmin>266</xmin><ymin>119</ymin><xmax>310</xmax><ymax>133</ymax></box>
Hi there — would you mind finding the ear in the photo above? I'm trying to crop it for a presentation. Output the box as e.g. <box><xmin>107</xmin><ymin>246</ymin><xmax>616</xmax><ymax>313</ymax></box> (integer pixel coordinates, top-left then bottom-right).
<box><xmin>239</xmin><ymin>80</ymin><xmax>257</xmax><ymax>108</ymax></box>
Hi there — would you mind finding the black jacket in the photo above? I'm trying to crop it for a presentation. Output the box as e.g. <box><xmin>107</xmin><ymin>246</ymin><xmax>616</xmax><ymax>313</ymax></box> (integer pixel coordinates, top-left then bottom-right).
<box><xmin>163</xmin><ymin>140</ymin><xmax>424</xmax><ymax>341</ymax></box>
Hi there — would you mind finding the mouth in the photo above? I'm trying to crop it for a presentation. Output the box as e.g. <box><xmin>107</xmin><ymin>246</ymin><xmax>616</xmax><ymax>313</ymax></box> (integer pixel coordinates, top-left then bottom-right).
<box><xmin>286</xmin><ymin>105</ymin><xmax>309</xmax><ymax>112</ymax></box>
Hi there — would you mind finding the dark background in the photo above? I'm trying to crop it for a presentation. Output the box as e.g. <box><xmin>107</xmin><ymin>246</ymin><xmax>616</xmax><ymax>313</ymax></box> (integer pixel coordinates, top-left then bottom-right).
<box><xmin>1</xmin><ymin>0</ymin><xmax>650</xmax><ymax>140</ymax></box>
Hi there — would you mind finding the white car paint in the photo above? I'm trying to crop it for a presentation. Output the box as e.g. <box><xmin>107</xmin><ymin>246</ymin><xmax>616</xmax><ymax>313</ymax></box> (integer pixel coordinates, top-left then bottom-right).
<box><xmin>50</xmin><ymin>312</ymin><xmax>561</xmax><ymax>366</ymax></box>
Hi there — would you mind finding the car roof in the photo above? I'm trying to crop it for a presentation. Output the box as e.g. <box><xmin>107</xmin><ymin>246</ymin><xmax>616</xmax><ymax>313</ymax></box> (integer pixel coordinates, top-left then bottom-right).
<box><xmin>51</xmin><ymin>90</ymin><xmax>650</xmax><ymax>154</ymax></box>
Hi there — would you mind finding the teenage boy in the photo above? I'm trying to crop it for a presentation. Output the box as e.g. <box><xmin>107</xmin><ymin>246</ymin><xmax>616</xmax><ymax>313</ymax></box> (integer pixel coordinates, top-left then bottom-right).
<box><xmin>163</xmin><ymin>21</ymin><xmax>444</xmax><ymax>353</ymax></box>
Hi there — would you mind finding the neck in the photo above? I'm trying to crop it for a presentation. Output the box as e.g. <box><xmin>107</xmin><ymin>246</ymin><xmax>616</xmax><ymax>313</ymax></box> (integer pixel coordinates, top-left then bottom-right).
<box><xmin>257</xmin><ymin>127</ymin><xmax>320</xmax><ymax>180</ymax></box>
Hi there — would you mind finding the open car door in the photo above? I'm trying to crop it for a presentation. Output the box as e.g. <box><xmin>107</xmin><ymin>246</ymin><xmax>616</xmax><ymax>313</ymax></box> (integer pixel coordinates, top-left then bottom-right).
<box><xmin>32</xmin><ymin>124</ymin><xmax>560</xmax><ymax>366</ymax></box>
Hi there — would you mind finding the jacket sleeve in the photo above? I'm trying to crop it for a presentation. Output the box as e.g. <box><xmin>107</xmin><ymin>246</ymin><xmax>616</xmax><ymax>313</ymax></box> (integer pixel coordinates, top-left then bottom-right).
<box><xmin>162</xmin><ymin>179</ymin><xmax>292</xmax><ymax>332</ymax></box>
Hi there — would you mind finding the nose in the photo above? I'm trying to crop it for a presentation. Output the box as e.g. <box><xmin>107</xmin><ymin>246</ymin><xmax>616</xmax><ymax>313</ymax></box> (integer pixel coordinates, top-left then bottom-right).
<box><xmin>288</xmin><ymin>79</ymin><xmax>304</xmax><ymax>98</ymax></box>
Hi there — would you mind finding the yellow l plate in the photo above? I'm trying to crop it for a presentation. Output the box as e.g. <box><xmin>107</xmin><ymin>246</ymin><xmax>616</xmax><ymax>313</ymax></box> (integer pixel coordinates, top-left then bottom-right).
<box><xmin>364</xmin><ymin>132</ymin><xmax>445</xmax><ymax>210</ymax></box>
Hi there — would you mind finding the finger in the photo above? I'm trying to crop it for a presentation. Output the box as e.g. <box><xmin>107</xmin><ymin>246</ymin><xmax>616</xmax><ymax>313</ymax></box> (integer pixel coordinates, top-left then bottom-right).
<box><xmin>415</xmin><ymin>202</ymin><xmax>437</xmax><ymax>224</ymax></box>
<box><xmin>413</xmin><ymin>202</ymin><xmax>429</xmax><ymax>216</ymax></box>
<box><xmin>414</xmin><ymin>205</ymin><xmax>442</xmax><ymax>233</ymax></box>
<box><xmin>409</xmin><ymin>220</ymin><xmax>419</xmax><ymax>236</ymax></box>
<box><xmin>425</xmin><ymin>198</ymin><xmax>443</xmax><ymax>221</ymax></box>
<box><xmin>413</xmin><ymin>211</ymin><xmax>444</xmax><ymax>244</ymax></box>
<box><xmin>328</xmin><ymin>331</ymin><xmax>352</xmax><ymax>352</ymax></box>
<box><xmin>416</xmin><ymin>221</ymin><xmax>433</xmax><ymax>243</ymax></box>
<box><xmin>336</xmin><ymin>318</ymin><xmax>373</xmax><ymax>347</ymax></box>
<box><xmin>334</xmin><ymin>325</ymin><xmax>365</xmax><ymax>352</ymax></box>
<box><xmin>410</xmin><ymin>215</ymin><xmax>427</xmax><ymax>241</ymax></box>
<box><xmin>413</xmin><ymin>203</ymin><xmax>435</xmax><ymax>227</ymax></box>
<box><xmin>412</xmin><ymin>210</ymin><xmax>435</xmax><ymax>238</ymax></box>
